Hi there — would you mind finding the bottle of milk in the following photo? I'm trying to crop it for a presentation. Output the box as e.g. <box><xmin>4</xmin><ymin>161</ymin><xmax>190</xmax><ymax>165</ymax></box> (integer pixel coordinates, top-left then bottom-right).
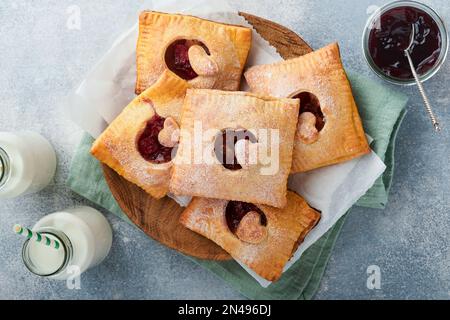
<box><xmin>22</xmin><ymin>207</ymin><xmax>113</xmax><ymax>280</ymax></box>
<box><xmin>0</xmin><ymin>131</ymin><xmax>57</xmax><ymax>199</ymax></box>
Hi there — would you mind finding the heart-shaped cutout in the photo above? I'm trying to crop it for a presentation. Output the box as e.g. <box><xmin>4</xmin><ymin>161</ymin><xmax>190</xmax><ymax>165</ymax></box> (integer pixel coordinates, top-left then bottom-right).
<box><xmin>164</xmin><ymin>39</ymin><xmax>209</xmax><ymax>80</ymax></box>
<box><xmin>292</xmin><ymin>91</ymin><xmax>325</xmax><ymax>131</ymax></box>
<box><xmin>137</xmin><ymin>115</ymin><xmax>174</xmax><ymax>164</ymax></box>
<box><xmin>235</xmin><ymin>211</ymin><xmax>268</xmax><ymax>244</ymax></box>
<box><xmin>188</xmin><ymin>45</ymin><xmax>219</xmax><ymax>76</ymax></box>
<box><xmin>298</xmin><ymin>112</ymin><xmax>319</xmax><ymax>144</ymax></box>
<box><xmin>158</xmin><ymin>117</ymin><xmax>180</xmax><ymax>148</ymax></box>
<box><xmin>214</xmin><ymin>129</ymin><xmax>257</xmax><ymax>171</ymax></box>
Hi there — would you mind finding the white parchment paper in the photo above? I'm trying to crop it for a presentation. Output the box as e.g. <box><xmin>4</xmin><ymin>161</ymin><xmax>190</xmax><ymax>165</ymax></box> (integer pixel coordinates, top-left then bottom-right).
<box><xmin>66</xmin><ymin>0</ymin><xmax>386</xmax><ymax>287</ymax></box>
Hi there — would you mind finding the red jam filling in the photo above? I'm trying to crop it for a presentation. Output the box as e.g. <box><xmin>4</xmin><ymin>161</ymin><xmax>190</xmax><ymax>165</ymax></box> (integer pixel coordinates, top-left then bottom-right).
<box><xmin>368</xmin><ymin>6</ymin><xmax>442</xmax><ymax>79</ymax></box>
<box><xmin>293</xmin><ymin>92</ymin><xmax>325</xmax><ymax>131</ymax></box>
<box><xmin>214</xmin><ymin>129</ymin><xmax>257</xmax><ymax>170</ymax></box>
<box><xmin>164</xmin><ymin>39</ymin><xmax>210</xmax><ymax>80</ymax></box>
<box><xmin>225</xmin><ymin>201</ymin><xmax>267</xmax><ymax>234</ymax></box>
<box><xmin>137</xmin><ymin>114</ymin><xmax>174</xmax><ymax>164</ymax></box>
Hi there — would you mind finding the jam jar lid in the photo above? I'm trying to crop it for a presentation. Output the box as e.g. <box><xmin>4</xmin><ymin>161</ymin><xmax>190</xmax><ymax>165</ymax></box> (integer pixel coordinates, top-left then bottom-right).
<box><xmin>362</xmin><ymin>0</ymin><xmax>448</xmax><ymax>85</ymax></box>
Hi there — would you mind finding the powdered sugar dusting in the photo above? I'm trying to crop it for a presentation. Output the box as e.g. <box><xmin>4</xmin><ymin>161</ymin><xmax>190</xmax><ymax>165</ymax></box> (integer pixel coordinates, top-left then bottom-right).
<box><xmin>180</xmin><ymin>192</ymin><xmax>320</xmax><ymax>281</ymax></box>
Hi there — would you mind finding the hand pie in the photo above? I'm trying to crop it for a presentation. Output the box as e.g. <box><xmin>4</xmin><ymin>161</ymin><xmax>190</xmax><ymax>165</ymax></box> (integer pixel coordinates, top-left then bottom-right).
<box><xmin>91</xmin><ymin>70</ymin><xmax>188</xmax><ymax>199</ymax></box>
<box><xmin>136</xmin><ymin>11</ymin><xmax>252</xmax><ymax>94</ymax></box>
<box><xmin>170</xmin><ymin>89</ymin><xmax>299</xmax><ymax>208</ymax></box>
<box><xmin>179</xmin><ymin>191</ymin><xmax>321</xmax><ymax>281</ymax></box>
<box><xmin>245</xmin><ymin>43</ymin><xmax>370</xmax><ymax>173</ymax></box>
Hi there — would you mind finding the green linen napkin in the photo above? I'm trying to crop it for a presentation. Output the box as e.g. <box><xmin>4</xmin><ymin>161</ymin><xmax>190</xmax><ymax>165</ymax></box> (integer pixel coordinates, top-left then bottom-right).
<box><xmin>67</xmin><ymin>73</ymin><xmax>408</xmax><ymax>300</ymax></box>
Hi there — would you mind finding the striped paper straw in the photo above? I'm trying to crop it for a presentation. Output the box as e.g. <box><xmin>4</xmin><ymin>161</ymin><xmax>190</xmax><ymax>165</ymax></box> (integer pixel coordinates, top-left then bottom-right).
<box><xmin>13</xmin><ymin>224</ymin><xmax>60</xmax><ymax>250</ymax></box>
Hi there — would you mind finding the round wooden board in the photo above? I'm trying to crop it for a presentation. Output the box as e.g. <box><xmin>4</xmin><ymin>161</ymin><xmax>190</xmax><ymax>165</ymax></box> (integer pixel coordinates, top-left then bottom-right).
<box><xmin>102</xmin><ymin>12</ymin><xmax>313</xmax><ymax>260</ymax></box>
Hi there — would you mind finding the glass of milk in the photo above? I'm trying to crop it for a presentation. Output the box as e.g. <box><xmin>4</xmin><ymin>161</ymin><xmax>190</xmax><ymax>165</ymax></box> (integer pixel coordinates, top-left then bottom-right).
<box><xmin>22</xmin><ymin>207</ymin><xmax>113</xmax><ymax>280</ymax></box>
<box><xmin>0</xmin><ymin>131</ymin><xmax>57</xmax><ymax>199</ymax></box>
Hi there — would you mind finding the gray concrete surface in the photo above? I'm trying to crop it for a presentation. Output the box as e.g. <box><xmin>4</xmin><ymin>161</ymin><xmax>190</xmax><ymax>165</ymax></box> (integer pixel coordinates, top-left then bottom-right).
<box><xmin>0</xmin><ymin>0</ymin><xmax>449</xmax><ymax>299</ymax></box>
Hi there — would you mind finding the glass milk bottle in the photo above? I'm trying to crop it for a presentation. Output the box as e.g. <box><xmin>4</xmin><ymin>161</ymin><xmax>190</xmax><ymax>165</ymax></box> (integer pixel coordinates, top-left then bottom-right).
<box><xmin>0</xmin><ymin>131</ymin><xmax>57</xmax><ymax>199</ymax></box>
<box><xmin>22</xmin><ymin>206</ymin><xmax>113</xmax><ymax>280</ymax></box>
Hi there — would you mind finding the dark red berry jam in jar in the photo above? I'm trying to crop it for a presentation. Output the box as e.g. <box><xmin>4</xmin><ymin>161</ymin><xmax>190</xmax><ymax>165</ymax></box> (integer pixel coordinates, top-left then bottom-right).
<box><xmin>363</xmin><ymin>1</ymin><xmax>448</xmax><ymax>85</ymax></box>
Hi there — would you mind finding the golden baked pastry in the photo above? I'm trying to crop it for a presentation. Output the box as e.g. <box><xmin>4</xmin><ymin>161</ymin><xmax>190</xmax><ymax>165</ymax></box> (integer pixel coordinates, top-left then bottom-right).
<box><xmin>245</xmin><ymin>43</ymin><xmax>370</xmax><ymax>173</ymax></box>
<box><xmin>91</xmin><ymin>70</ymin><xmax>188</xmax><ymax>199</ymax></box>
<box><xmin>180</xmin><ymin>191</ymin><xmax>321</xmax><ymax>281</ymax></box>
<box><xmin>170</xmin><ymin>89</ymin><xmax>300</xmax><ymax>208</ymax></box>
<box><xmin>136</xmin><ymin>11</ymin><xmax>252</xmax><ymax>94</ymax></box>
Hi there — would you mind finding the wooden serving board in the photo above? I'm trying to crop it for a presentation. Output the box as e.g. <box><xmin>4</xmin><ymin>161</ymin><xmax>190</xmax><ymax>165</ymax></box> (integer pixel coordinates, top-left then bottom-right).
<box><xmin>102</xmin><ymin>12</ymin><xmax>313</xmax><ymax>260</ymax></box>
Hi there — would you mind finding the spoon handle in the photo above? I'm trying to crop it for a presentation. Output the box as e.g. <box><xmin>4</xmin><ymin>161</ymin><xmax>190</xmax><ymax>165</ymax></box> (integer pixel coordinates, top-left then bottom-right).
<box><xmin>405</xmin><ymin>51</ymin><xmax>441</xmax><ymax>132</ymax></box>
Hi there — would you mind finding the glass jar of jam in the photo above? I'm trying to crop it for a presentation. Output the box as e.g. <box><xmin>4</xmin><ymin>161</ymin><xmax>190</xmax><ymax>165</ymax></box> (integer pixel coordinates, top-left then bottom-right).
<box><xmin>362</xmin><ymin>1</ymin><xmax>448</xmax><ymax>85</ymax></box>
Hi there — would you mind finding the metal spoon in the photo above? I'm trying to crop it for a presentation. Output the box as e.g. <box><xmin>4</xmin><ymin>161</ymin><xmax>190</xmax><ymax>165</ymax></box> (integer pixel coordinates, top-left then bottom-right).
<box><xmin>404</xmin><ymin>23</ymin><xmax>441</xmax><ymax>132</ymax></box>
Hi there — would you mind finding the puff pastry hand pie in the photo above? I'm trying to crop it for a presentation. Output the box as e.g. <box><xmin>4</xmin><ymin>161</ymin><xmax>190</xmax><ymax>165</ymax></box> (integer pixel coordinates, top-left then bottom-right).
<box><xmin>170</xmin><ymin>89</ymin><xmax>300</xmax><ymax>208</ymax></box>
<box><xmin>180</xmin><ymin>191</ymin><xmax>321</xmax><ymax>281</ymax></box>
<box><xmin>91</xmin><ymin>70</ymin><xmax>188</xmax><ymax>199</ymax></box>
<box><xmin>245</xmin><ymin>43</ymin><xmax>370</xmax><ymax>173</ymax></box>
<box><xmin>136</xmin><ymin>11</ymin><xmax>252</xmax><ymax>94</ymax></box>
